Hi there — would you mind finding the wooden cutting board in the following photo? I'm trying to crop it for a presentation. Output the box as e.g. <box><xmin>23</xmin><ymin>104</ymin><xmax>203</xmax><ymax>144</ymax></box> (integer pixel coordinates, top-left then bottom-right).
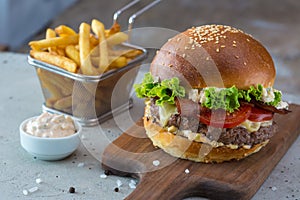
<box><xmin>102</xmin><ymin>104</ymin><xmax>300</xmax><ymax>200</ymax></box>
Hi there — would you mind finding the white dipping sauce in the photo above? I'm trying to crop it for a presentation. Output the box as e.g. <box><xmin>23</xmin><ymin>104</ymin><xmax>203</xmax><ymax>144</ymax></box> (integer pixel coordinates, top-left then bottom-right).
<box><xmin>25</xmin><ymin>113</ymin><xmax>76</xmax><ymax>138</ymax></box>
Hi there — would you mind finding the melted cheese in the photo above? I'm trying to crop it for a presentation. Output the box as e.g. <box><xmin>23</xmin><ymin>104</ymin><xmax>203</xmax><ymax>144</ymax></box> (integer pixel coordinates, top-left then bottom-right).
<box><xmin>239</xmin><ymin>119</ymin><xmax>272</xmax><ymax>132</ymax></box>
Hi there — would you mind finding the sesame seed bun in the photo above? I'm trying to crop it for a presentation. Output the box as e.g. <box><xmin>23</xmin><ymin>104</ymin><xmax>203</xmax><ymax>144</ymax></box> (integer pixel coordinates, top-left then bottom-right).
<box><xmin>144</xmin><ymin>115</ymin><xmax>269</xmax><ymax>163</ymax></box>
<box><xmin>150</xmin><ymin>24</ymin><xmax>275</xmax><ymax>90</ymax></box>
<box><xmin>143</xmin><ymin>24</ymin><xmax>277</xmax><ymax>163</ymax></box>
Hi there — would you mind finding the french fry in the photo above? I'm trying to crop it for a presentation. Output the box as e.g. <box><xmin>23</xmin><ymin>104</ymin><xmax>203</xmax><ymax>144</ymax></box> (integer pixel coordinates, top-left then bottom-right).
<box><xmin>91</xmin><ymin>19</ymin><xmax>109</xmax><ymax>73</ymax></box>
<box><xmin>106</xmin><ymin>32</ymin><xmax>128</xmax><ymax>46</ymax></box>
<box><xmin>65</xmin><ymin>45</ymin><xmax>80</xmax><ymax>66</ymax></box>
<box><xmin>108</xmin><ymin>22</ymin><xmax>121</xmax><ymax>36</ymax></box>
<box><xmin>30</xmin><ymin>50</ymin><xmax>78</xmax><ymax>73</ymax></box>
<box><xmin>45</xmin><ymin>97</ymin><xmax>58</xmax><ymax>107</ymax></box>
<box><xmin>38</xmin><ymin>69</ymin><xmax>74</xmax><ymax>96</ymax></box>
<box><xmin>90</xmin><ymin>34</ymin><xmax>99</xmax><ymax>47</ymax></box>
<box><xmin>53</xmin><ymin>95</ymin><xmax>72</xmax><ymax>110</ymax></box>
<box><xmin>109</xmin><ymin>49</ymin><xmax>143</xmax><ymax>58</ymax></box>
<box><xmin>46</xmin><ymin>28</ymin><xmax>58</xmax><ymax>54</ymax></box>
<box><xmin>122</xmin><ymin>49</ymin><xmax>143</xmax><ymax>58</ymax></box>
<box><xmin>89</xmin><ymin>46</ymin><xmax>99</xmax><ymax>57</ymax></box>
<box><xmin>109</xmin><ymin>56</ymin><xmax>128</xmax><ymax>68</ymax></box>
<box><xmin>73</xmin><ymin>99</ymin><xmax>95</xmax><ymax>118</ymax></box>
<box><xmin>79</xmin><ymin>22</ymin><xmax>98</xmax><ymax>75</ymax></box>
<box><xmin>37</xmin><ymin>68</ymin><xmax>63</xmax><ymax>99</ymax></box>
<box><xmin>91</xmin><ymin>56</ymin><xmax>127</xmax><ymax>70</ymax></box>
<box><xmin>29</xmin><ymin>35</ymin><xmax>78</xmax><ymax>51</ymax></box>
<box><xmin>56</xmin><ymin>47</ymin><xmax>66</xmax><ymax>56</ymax></box>
<box><xmin>55</xmin><ymin>25</ymin><xmax>77</xmax><ymax>36</ymax></box>
<box><xmin>29</xmin><ymin>18</ymin><xmax>142</xmax><ymax>76</ymax></box>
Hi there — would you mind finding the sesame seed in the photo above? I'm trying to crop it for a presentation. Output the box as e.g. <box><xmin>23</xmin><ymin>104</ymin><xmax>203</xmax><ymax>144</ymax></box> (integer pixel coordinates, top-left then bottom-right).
<box><xmin>168</xmin><ymin>64</ymin><xmax>173</xmax><ymax>67</ymax></box>
<box><xmin>206</xmin><ymin>57</ymin><xmax>210</xmax><ymax>60</ymax></box>
<box><xmin>235</xmin><ymin>55</ymin><xmax>239</xmax><ymax>59</ymax></box>
<box><xmin>246</xmin><ymin>38</ymin><xmax>250</xmax><ymax>42</ymax></box>
<box><xmin>244</xmin><ymin>62</ymin><xmax>247</xmax><ymax>65</ymax></box>
<box><xmin>216</xmin><ymin>48</ymin><xmax>220</xmax><ymax>52</ymax></box>
<box><xmin>182</xmin><ymin>54</ymin><xmax>186</xmax><ymax>58</ymax></box>
<box><xmin>232</xmin><ymin>44</ymin><xmax>237</xmax><ymax>47</ymax></box>
<box><xmin>220</xmin><ymin>45</ymin><xmax>226</xmax><ymax>48</ymax></box>
<box><xmin>233</xmin><ymin>41</ymin><xmax>236</xmax><ymax>43</ymax></box>
<box><xmin>177</xmin><ymin>38</ymin><xmax>181</xmax><ymax>41</ymax></box>
<box><xmin>184</xmin><ymin>46</ymin><xmax>189</xmax><ymax>50</ymax></box>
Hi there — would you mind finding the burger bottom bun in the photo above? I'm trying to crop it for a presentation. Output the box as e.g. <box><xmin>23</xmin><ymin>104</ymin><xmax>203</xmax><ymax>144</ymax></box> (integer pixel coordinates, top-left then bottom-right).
<box><xmin>144</xmin><ymin>117</ymin><xmax>269</xmax><ymax>163</ymax></box>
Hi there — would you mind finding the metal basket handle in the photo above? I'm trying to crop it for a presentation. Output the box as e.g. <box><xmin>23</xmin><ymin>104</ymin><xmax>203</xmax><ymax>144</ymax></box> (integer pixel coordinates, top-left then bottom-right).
<box><xmin>113</xmin><ymin>0</ymin><xmax>161</xmax><ymax>41</ymax></box>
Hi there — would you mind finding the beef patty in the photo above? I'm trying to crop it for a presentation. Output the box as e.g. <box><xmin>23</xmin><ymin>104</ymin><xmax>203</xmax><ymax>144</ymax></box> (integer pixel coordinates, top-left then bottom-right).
<box><xmin>149</xmin><ymin>101</ymin><xmax>277</xmax><ymax>147</ymax></box>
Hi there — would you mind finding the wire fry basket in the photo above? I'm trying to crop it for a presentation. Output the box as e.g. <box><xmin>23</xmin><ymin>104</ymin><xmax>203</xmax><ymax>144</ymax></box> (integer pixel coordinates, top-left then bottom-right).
<box><xmin>28</xmin><ymin>0</ymin><xmax>161</xmax><ymax>126</ymax></box>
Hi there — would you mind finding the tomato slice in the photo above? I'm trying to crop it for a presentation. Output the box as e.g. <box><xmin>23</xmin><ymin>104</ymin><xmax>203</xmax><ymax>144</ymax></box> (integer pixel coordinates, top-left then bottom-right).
<box><xmin>199</xmin><ymin>105</ymin><xmax>252</xmax><ymax>128</ymax></box>
<box><xmin>248</xmin><ymin>107</ymin><xmax>274</xmax><ymax>122</ymax></box>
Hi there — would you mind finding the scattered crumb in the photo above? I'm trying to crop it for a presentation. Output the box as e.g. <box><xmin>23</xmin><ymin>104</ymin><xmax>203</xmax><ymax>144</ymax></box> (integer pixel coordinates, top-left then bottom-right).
<box><xmin>185</xmin><ymin>169</ymin><xmax>190</xmax><ymax>174</ymax></box>
<box><xmin>129</xmin><ymin>182</ymin><xmax>136</xmax><ymax>189</ymax></box>
<box><xmin>100</xmin><ymin>174</ymin><xmax>107</xmax><ymax>179</ymax></box>
<box><xmin>22</xmin><ymin>189</ymin><xmax>28</xmax><ymax>196</ymax></box>
<box><xmin>116</xmin><ymin>180</ymin><xmax>122</xmax><ymax>187</ymax></box>
<box><xmin>129</xmin><ymin>179</ymin><xmax>137</xmax><ymax>189</ymax></box>
<box><xmin>35</xmin><ymin>178</ymin><xmax>43</xmax><ymax>184</ymax></box>
<box><xmin>271</xmin><ymin>186</ymin><xmax>277</xmax><ymax>191</ymax></box>
<box><xmin>77</xmin><ymin>162</ymin><xmax>85</xmax><ymax>167</ymax></box>
<box><xmin>28</xmin><ymin>186</ymin><xmax>38</xmax><ymax>193</ymax></box>
<box><xmin>152</xmin><ymin>160</ymin><xmax>160</xmax><ymax>166</ymax></box>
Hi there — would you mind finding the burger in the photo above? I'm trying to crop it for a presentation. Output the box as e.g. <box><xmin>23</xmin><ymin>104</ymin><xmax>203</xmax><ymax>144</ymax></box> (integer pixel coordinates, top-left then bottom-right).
<box><xmin>134</xmin><ymin>24</ymin><xmax>290</xmax><ymax>163</ymax></box>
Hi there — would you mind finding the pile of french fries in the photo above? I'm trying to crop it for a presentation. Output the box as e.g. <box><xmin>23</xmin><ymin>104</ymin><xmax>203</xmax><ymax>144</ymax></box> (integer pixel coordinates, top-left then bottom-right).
<box><xmin>30</xmin><ymin>19</ymin><xmax>143</xmax><ymax>117</ymax></box>
<box><xmin>29</xmin><ymin>19</ymin><xmax>143</xmax><ymax>75</ymax></box>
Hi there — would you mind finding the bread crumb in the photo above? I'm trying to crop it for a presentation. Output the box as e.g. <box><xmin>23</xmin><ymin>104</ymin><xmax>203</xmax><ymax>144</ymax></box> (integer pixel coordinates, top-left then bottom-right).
<box><xmin>152</xmin><ymin>160</ymin><xmax>160</xmax><ymax>166</ymax></box>
<box><xmin>100</xmin><ymin>174</ymin><xmax>107</xmax><ymax>179</ymax></box>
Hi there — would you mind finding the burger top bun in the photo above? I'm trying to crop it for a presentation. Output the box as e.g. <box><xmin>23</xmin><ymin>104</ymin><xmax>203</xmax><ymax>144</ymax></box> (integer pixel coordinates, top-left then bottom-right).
<box><xmin>150</xmin><ymin>25</ymin><xmax>275</xmax><ymax>90</ymax></box>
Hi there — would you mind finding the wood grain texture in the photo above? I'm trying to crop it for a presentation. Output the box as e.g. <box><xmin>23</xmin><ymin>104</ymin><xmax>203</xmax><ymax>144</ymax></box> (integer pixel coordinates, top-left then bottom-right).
<box><xmin>102</xmin><ymin>104</ymin><xmax>300</xmax><ymax>200</ymax></box>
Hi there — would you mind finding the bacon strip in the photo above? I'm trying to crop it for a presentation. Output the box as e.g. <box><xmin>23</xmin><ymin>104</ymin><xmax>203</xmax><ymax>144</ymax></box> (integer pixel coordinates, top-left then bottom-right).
<box><xmin>250</xmin><ymin>100</ymin><xmax>291</xmax><ymax>114</ymax></box>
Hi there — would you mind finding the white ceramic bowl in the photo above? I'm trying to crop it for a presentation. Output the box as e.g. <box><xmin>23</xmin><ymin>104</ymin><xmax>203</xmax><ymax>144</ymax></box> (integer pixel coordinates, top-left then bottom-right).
<box><xmin>19</xmin><ymin>116</ymin><xmax>82</xmax><ymax>161</ymax></box>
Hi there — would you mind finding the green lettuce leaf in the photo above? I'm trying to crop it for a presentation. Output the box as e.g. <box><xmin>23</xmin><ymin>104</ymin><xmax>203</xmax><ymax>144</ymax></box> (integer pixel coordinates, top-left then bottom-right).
<box><xmin>134</xmin><ymin>73</ymin><xmax>185</xmax><ymax>106</ymax></box>
<box><xmin>266</xmin><ymin>90</ymin><xmax>281</xmax><ymax>106</ymax></box>
<box><xmin>202</xmin><ymin>86</ymin><xmax>240</xmax><ymax>113</ymax></box>
<box><xmin>134</xmin><ymin>73</ymin><xmax>282</xmax><ymax>112</ymax></box>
